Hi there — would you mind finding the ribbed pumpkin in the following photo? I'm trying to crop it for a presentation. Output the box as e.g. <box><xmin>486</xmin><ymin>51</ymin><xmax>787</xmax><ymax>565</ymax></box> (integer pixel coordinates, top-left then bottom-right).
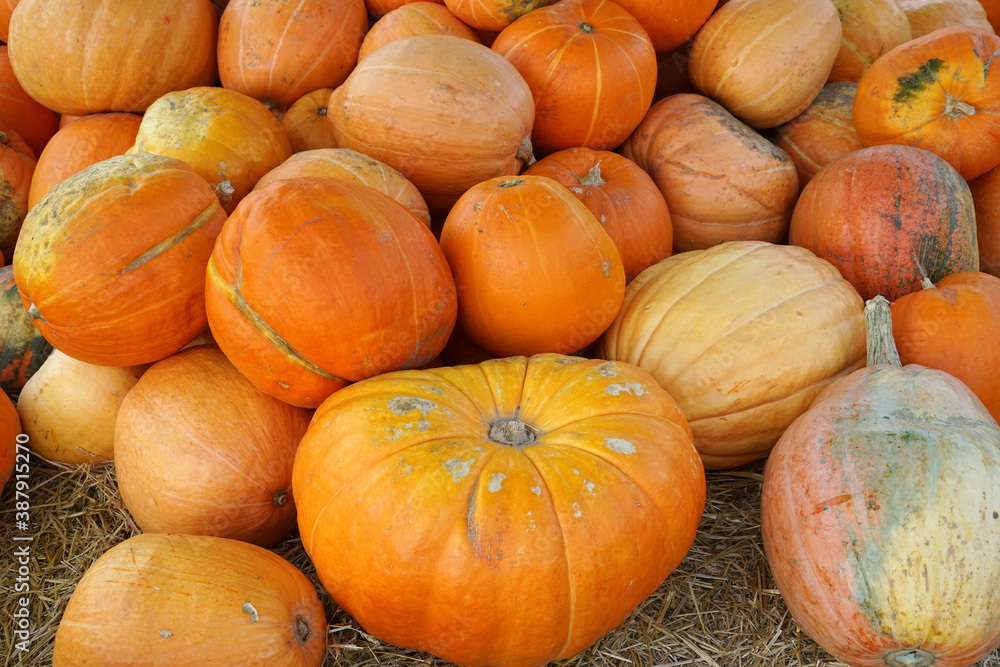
<box><xmin>128</xmin><ymin>86</ymin><xmax>292</xmax><ymax>214</ymax></box>
<box><xmin>852</xmin><ymin>26</ymin><xmax>1000</xmax><ymax>180</ymax></box>
<box><xmin>612</xmin><ymin>0</ymin><xmax>717</xmax><ymax>53</ymax></box>
<box><xmin>217</xmin><ymin>0</ymin><xmax>368</xmax><ymax>110</ymax></box>
<box><xmin>491</xmin><ymin>0</ymin><xmax>656</xmax><ymax>155</ymax></box>
<box><xmin>761</xmin><ymin>296</ymin><xmax>1000</xmax><ymax>667</ymax></box>
<box><xmin>689</xmin><ymin>0</ymin><xmax>842</xmax><ymax>128</ymax></box>
<box><xmin>0</xmin><ymin>265</ymin><xmax>51</xmax><ymax>403</ymax></box>
<box><xmin>0</xmin><ymin>389</ymin><xmax>18</xmax><ymax>492</ymax></box>
<box><xmin>0</xmin><ymin>45</ymin><xmax>58</xmax><ymax>157</ymax></box>
<box><xmin>326</xmin><ymin>35</ymin><xmax>535</xmax><ymax>213</ymax></box>
<box><xmin>789</xmin><ymin>145</ymin><xmax>979</xmax><ymax>301</ymax></box>
<box><xmin>254</xmin><ymin>148</ymin><xmax>431</xmax><ymax>226</ymax></box>
<box><xmin>13</xmin><ymin>153</ymin><xmax>228</xmax><ymax>366</ymax></box>
<box><xmin>443</xmin><ymin>0</ymin><xmax>547</xmax><ymax>31</ymax></box>
<box><xmin>829</xmin><ymin>0</ymin><xmax>912</xmax><ymax>82</ymax></box>
<box><xmin>293</xmin><ymin>354</ymin><xmax>706</xmax><ymax>667</ymax></box>
<box><xmin>439</xmin><ymin>175</ymin><xmax>625</xmax><ymax>357</ymax></box>
<box><xmin>115</xmin><ymin>345</ymin><xmax>312</xmax><ymax>547</ymax></box>
<box><xmin>281</xmin><ymin>88</ymin><xmax>339</xmax><ymax>153</ymax></box>
<box><xmin>774</xmin><ymin>81</ymin><xmax>863</xmax><ymax>191</ymax></box>
<box><xmin>898</xmin><ymin>0</ymin><xmax>994</xmax><ymax>36</ymax></box>
<box><xmin>600</xmin><ymin>241</ymin><xmax>867</xmax><ymax>469</ymax></box>
<box><xmin>968</xmin><ymin>164</ymin><xmax>1000</xmax><ymax>277</ymax></box>
<box><xmin>206</xmin><ymin>176</ymin><xmax>456</xmax><ymax>408</ymax></box>
<box><xmin>6</xmin><ymin>0</ymin><xmax>218</xmax><ymax>116</ymax></box>
<box><xmin>0</xmin><ymin>126</ymin><xmax>34</xmax><ymax>258</ymax></box>
<box><xmin>27</xmin><ymin>112</ymin><xmax>142</xmax><ymax>211</ymax></box>
<box><xmin>53</xmin><ymin>533</ymin><xmax>327</xmax><ymax>667</ymax></box>
<box><xmin>523</xmin><ymin>147</ymin><xmax>672</xmax><ymax>283</ymax></box>
<box><xmin>359</xmin><ymin>2</ymin><xmax>482</xmax><ymax>61</ymax></box>
<box><xmin>621</xmin><ymin>94</ymin><xmax>799</xmax><ymax>251</ymax></box>
<box><xmin>366</xmin><ymin>0</ymin><xmax>445</xmax><ymax>17</ymax></box>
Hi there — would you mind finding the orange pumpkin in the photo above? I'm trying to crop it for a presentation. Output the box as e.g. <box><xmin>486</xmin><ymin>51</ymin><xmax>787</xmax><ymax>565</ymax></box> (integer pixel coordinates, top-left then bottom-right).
<box><xmin>774</xmin><ymin>81</ymin><xmax>863</xmax><ymax>191</ymax></box>
<box><xmin>983</xmin><ymin>0</ymin><xmax>1000</xmax><ymax>31</ymax></box>
<box><xmin>359</xmin><ymin>2</ymin><xmax>482</xmax><ymax>61</ymax></box>
<box><xmin>523</xmin><ymin>147</ymin><xmax>672</xmax><ymax>283</ymax></box>
<box><xmin>898</xmin><ymin>0</ymin><xmax>994</xmax><ymax>36</ymax></box>
<box><xmin>0</xmin><ymin>390</ymin><xmax>19</xmax><ymax>492</ymax></box>
<box><xmin>53</xmin><ymin>533</ymin><xmax>327</xmax><ymax>667</ymax></box>
<box><xmin>491</xmin><ymin>0</ymin><xmax>657</xmax><ymax>155</ymax></box>
<box><xmin>689</xmin><ymin>0</ymin><xmax>842</xmax><ymax>128</ymax></box>
<box><xmin>439</xmin><ymin>175</ymin><xmax>625</xmax><ymax>357</ymax></box>
<box><xmin>7</xmin><ymin>0</ymin><xmax>218</xmax><ymax>115</ymax></box>
<box><xmin>609</xmin><ymin>0</ymin><xmax>717</xmax><ymax>53</ymax></box>
<box><xmin>968</xmin><ymin>163</ymin><xmax>1000</xmax><ymax>277</ymax></box>
<box><xmin>115</xmin><ymin>345</ymin><xmax>312</xmax><ymax>547</ymax></box>
<box><xmin>217</xmin><ymin>0</ymin><xmax>368</xmax><ymax>109</ymax></box>
<box><xmin>27</xmin><ymin>112</ymin><xmax>142</xmax><ymax>211</ymax></box>
<box><xmin>853</xmin><ymin>26</ymin><xmax>1000</xmax><ymax>180</ymax></box>
<box><xmin>281</xmin><ymin>88</ymin><xmax>339</xmax><ymax>153</ymax></box>
<box><xmin>206</xmin><ymin>176</ymin><xmax>457</xmax><ymax>408</ymax></box>
<box><xmin>621</xmin><ymin>94</ymin><xmax>799</xmax><ymax>251</ymax></box>
<box><xmin>789</xmin><ymin>145</ymin><xmax>979</xmax><ymax>301</ymax></box>
<box><xmin>13</xmin><ymin>153</ymin><xmax>228</xmax><ymax>366</ymax></box>
<box><xmin>0</xmin><ymin>0</ymin><xmax>19</xmax><ymax>42</ymax></box>
<box><xmin>293</xmin><ymin>353</ymin><xmax>706</xmax><ymax>667</ymax></box>
<box><xmin>0</xmin><ymin>45</ymin><xmax>59</xmax><ymax>157</ymax></box>
<box><xmin>0</xmin><ymin>126</ymin><xmax>34</xmax><ymax>258</ymax></box>
<box><xmin>829</xmin><ymin>0</ymin><xmax>913</xmax><ymax>82</ymax></box>
<box><xmin>443</xmin><ymin>0</ymin><xmax>547</xmax><ymax>31</ymax></box>
<box><xmin>366</xmin><ymin>0</ymin><xmax>445</xmax><ymax>17</ymax></box>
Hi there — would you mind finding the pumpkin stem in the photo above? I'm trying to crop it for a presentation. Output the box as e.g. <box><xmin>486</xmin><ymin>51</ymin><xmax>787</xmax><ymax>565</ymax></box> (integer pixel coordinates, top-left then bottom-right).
<box><xmin>316</xmin><ymin>106</ymin><xmax>328</xmax><ymax>117</ymax></box>
<box><xmin>914</xmin><ymin>254</ymin><xmax>936</xmax><ymax>290</ymax></box>
<box><xmin>273</xmin><ymin>491</ymin><xmax>288</xmax><ymax>507</ymax></box>
<box><xmin>292</xmin><ymin>615</ymin><xmax>312</xmax><ymax>646</ymax></box>
<box><xmin>516</xmin><ymin>137</ymin><xmax>536</xmax><ymax>168</ymax></box>
<box><xmin>489</xmin><ymin>419</ymin><xmax>538</xmax><ymax>447</ymax></box>
<box><xmin>579</xmin><ymin>22</ymin><xmax>595</xmax><ymax>33</ymax></box>
<box><xmin>944</xmin><ymin>94</ymin><xmax>976</xmax><ymax>119</ymax></box>
<box><xmin>578</xmin><ymin>162</ymin><xmax>606</xmax><ymax>187</ymax></box>
<box><xmin>883</xmin><ymin>648</ymin><xmax>936</xmax><ymax>667</ymax></box>
<box><xmin>0</xmin><ymin>131</ymin><xmax>8</xmax><ymax>147</ymax></box>
<box><xmin>864</xmin><ymin>295</ymin><xmax>901</xmax><ymax>368</ymax></box>
<box><xmin>214</xmin><ymin>180</ymin><xmax>235</xmax><ymax>209</ymax></box>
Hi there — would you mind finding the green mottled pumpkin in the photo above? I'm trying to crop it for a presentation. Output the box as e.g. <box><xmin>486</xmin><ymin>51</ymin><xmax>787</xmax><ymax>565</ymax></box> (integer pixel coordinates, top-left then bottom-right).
<box><xmin>0</xmin><ymin>265</ymin><xmax>51</xmax><ymax>402</ymax></box>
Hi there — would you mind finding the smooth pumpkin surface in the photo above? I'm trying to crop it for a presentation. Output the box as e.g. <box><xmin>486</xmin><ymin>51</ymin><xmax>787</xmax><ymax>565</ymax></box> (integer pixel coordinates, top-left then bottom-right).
<box><xmin>853</xmin><ymin>26</ymin><xmax>1000</xmax><ymax>180</ymax></box>
<box><xmin>359</xmin><ymin>2</ymin><xmax>481</xmax><ymax>61</ymax></box>
<box><xmin>968</xmin><ymin>163</ymin><xmax>1000</xmax><ymax>277</ymax></box>
<box><xmin>600</xmin><ymin>241</ymin><xmax>867</xmax><ymax>469</ymax></box>
<box><xmin>0</xmin><ymin>0</ymin><xmax>19</xmax><ymax>41</ymax></box>
<box><xmin>789</xmin><ymin>144</ymin><xmax>979</xmax><ymax>301</ymax></box>
<box><xmin>53</xmin><ymin>533</ymin><xmax>327</xmax><ymax>667</ymax></box>
<box><xmin>0</xmin><ymin>265</ymin><xmax>51</xmax><ymax>403</ymax></box>
<box><xmin>0</xmin><ymin>45</ymin><xmax>58</xmax><ymax>157</ymax></box>
<box><xmin>610</xmin><ymin>0</ymin><xmax>717</xmax><ymax>53</ymax></box>
<box><xmin>206</xmin><ymin>176</ymin><xmax>457</xmax><ymax>408</ymax></box>
<box><xmin>0</xmin><ymin>389</ymin><xmax>19</xmax><ymax>492</ymax></box>
<box><xmin>898</xmin><ymin>0</ymin><xmax>994</xmax><ymax>36</ymax></box>
<box><xmin>443</xmin><ymin>0</ymin><xmax>547</xmax><ymax>31</ymax></box>
<box><xmin>13</xmin><ymin>153</ymin><xmax>228</xmax><ymax>366</ymax></box>
<box><xmin>829</xmin><ymin>0</ymin><xmax>912</xmax><ymax>82</ymax></box>
<box><xmin>281</xmin><ymin>88</ymin><xmax>339</xmax><ymax>153</ymax></box>
<box><xmin>366</xmin><ymin>0</ymin><xmax>445</xmax><ymax>16</ymax></box>
<box><xmin>293</xmin><ymin>353</ymin><xmax>706</xmax><ymax>667</ymax></box>
<box><xmin>0</xmin><ymin>127</ymin><xmax>34</xmax><ymax>257</ymax></box>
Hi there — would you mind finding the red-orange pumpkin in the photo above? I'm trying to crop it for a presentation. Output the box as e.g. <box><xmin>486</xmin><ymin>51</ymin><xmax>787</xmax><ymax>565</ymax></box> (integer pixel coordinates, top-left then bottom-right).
<box><xmin>0</xmin><ymin>390</ymin><xmax>19</xmax><ymax>492</ymax></box>
<box><xmin>0</xmin><ymin>45</ymin><xmax>58</xmax><ymax>157</ymax></box>
<box><xmin>983</xmin><ymin>0</ymin><xmax>1000</xmax><ymax>31</ymax></box>
<box><xmin>359</xmin><ymin>2</ymin><xmax>482</xmax><ymax>61</ymax></box>
<box><xmin>828</xmin><ymin>0</ymin><xmax>912</xmax><ymax>82</ymax></box>
<box><xmin>0</xmin><ymin>0</ymin><xmax>19</xmax><ymax>41</ymax></box>
<box><xmin>0</xmin><ymin>126</ymin><xmax>34</xmax><ymax>258</ymax></box>
<box><xmin>610</xmin><ymin>0</ymin><xmax>717</xmax><ymax>53</ymax></box>
<box><xmin>443</xmin><ymin>0</ymin><xmax>547</xmax><ymax>31</ymax></box>
<box><xmin>968</xmin><ymin>163</ymin><xmax>1000</xmax><ymax>277</ymax></box>
<box><xmin>365</xmin><ymin>0</ymin><xmax>445</xmax><ymax>17</ymax></box>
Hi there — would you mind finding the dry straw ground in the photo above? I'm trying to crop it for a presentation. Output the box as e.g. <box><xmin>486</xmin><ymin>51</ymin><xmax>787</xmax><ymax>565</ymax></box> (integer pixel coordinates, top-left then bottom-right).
<box><xmin>2</xmin><ymin>458</ymin><xmax>998</xmax><ymax>667</ymax></box>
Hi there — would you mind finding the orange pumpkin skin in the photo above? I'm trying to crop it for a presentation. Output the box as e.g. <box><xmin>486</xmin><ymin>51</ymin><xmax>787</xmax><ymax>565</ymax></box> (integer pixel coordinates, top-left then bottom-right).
<box><xmin>789</xmin><ymin>145</ymin><xmax>979</xmax><ymax>301</ymax></box>
<box><xmin>0</xmin><ymin>0</ymin><xmax>19</xmax><ymax>42</ymax></box>
<box><xmin>13</xmin><ymin>153</ymin><xmax>228</xmax><ymax>367</ymax></box>
<box><xmin>853</xmin><ymin>26</ymin><xmax>1000</xmax><ymax>180</ymax></box>
<box><xmin>774</xmin><ymin>81</ymin><xmax>863</xmax><ymax>191</ymax></box>
<box><xmin>890</xmin><ymin>271</ymin><xmax>1000</xmax><ymax>422</ymax></box>
<box><xmin>439</xmin><ymin>175</ymin><xmax>625</xmax><ymax>357</ymax></box>
<box><xmin>689</xmin><ymin>0</ymin><xmax>842</xmax><ymax>128</ymax></box>
<box><xmin>609</xmin><ymin>0</ymin><xmax>717</xmax><ymax>53</ymax></box>
<box><xmin>254</xmin><ymin>148</ymin><xmax>431</xmax><ymax>226</ymax></box>
<box><xmin>281</xmin><ymin>88</ymin><xmax>339</xmax><ymax>153</ymax></box>
<box><xmin>28</xmin><ymin>112</ymin><xmax>142</xmax><ymax>211</ymax></box>
<box><xmin>0</xmin><ymin>127</ymin><xmax>34</xmax><ymax>257</ymax></box>
<box><xmin>983</xmin><ymin>0</ymin><xmax>1000</xmax><ymax>31</ymax></box>
<box><xmin>829</xmin><ymin>0</ymin><xmax>913</xmax><ymax>82</ymax></box>
<box><xmin>217</xmin><ymin>0</ymin><xmax>368</xmax><ymax>109</ymax></box>
<box><xmin>359</xmin><ymin>2</ymin><xmax>482</xmax><ymax>61</ymax></box>
<box><xmin>366</xmin><ymin>0</ymin><xmax>445</xmax><ymax>17</ymax></box>
<box><xmin>621</xmin><ymin>94</ymin><xmax>798</xmax><ymax>251</ymax></box>
<box><xmin>293</xmin><ymin>354</ymin><xmax>706</xmax><ymax>667</ymax></box>
<box><xmin>327</xmin><ymin>35</ymin><xmax>535</xmax><ymax>213</ymax></box>
<box><xmin>52</xmin><ymin>533</ymin><xmax>327</xmax><ymax>667</ymax></box>
<box><xmin>898</xmin><ymin>0</ymin><xmax>994</xmax><ymax>36</ymax></box>
<box><xmin>968</xmin><ymin>164</ymin><xmax>1000</xmax><ymax>276</ymax></box>
<box><xmin>523</xmin><ymin>148</ymin><xmax>672</xmax><ymax>283</ymax></box>
<box><xmin>0</xmin><ymin>46</ymin><xmax>58</xmax><ymax>158</ymax></box>
<box><xmin>443</xmin><ymin>0</ymin><xmax>547</xmax><ymax>31</ymax></box>
<box><xmin>206</xmin><ymin>176</ymin><xmax>457</xmax><ymax>408</ymax></box>
<box><xmin>0</xmin><ymin>391</ymin><xmax>19</xmax><ymax>492</ymax></box>
<box><xmin>7</xmin><ymin>0</ymin><xmax>218</xmax><ymax>116</ymax></box>
<box><xmin>491</xmin><ymin>0</ymin><xmax>656</xmax><ymax>155</ymax></box>
<box><xmin>115</xmin><ymin>345</ymin><xmax>312</xmax><ymax>547</ymax></box>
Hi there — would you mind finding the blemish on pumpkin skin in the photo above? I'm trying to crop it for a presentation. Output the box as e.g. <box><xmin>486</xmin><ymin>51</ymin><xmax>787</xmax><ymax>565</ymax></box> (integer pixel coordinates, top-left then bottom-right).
<box><xmin>158</xmin><ymin>629</ymin><xmax>172</xmax><ymax>638</ymax></box>
<box><xmin>443</xmin><ymin>457</ymin><xmax>475</xmax><ymax>483</ymax></box>
<box><xmin>242</xmin><ymin>601</ymin><xmax>259</xmax><ymax>623</ymax></box>
<box><xmin>604</xmin><ymin>437</ymin><xmax>636</xmax><ymax>455</ymax></box>
<box><xmin>605</xmin><ymin>382</ymin><xmax>645</xmax><ymax>396</ymax></box>
<box><xmin>487</xmin><ymin>472</ymin><xmax>506</xmax><ymax>492</ymax></box>
<box><xmin>812</xmin><ymin>493</ymin><xmax>853</xmax><ymax>514</ymax></box>
<box><xmin>893</xmin><ymin>59</ymin><xmax>946</xmax><ymax>106</ymax></box>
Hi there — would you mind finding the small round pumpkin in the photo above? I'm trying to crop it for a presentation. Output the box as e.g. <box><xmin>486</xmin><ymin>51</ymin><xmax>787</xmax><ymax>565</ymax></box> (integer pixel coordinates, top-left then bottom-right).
<box><xmin>53</xmin><ymin>533</ymin><xmax>327</xmax><ymax>667</ymax></box>
<box><xmin>281</xmin><ymin>89</ymin><xmax>339</xmax><ymax>153</ymax></box>
<box><xmin>829</xmin><ymin>0</ymin><xmax>913</xmax><ymax>82</ymax></box>
<box><xmin>609</xmin><ymin>0</ymin><xmax>716</xmax><ymax>53</ymax></box>
<box><xmin>0</xmin><ymin>45</ymin><xmax>58</xmax><ymax>157</ymax></box>
<box><xmin>897</xmin><ymin>0</ymin><xmax>995</xmax><ymax>37</ymax></box>
<box><xmin>0</xmin><ymin>126</ymin><xmax>35</xmax><ymax>257</ymax></box>
<box><xmin>359</xmin><ymin>2</ymin><xmax>481</xmax><ymax>61</ymax></box>
<box><xmin>0</xmin><ymin>265</ymin><xmax>51</xmax><ymax>403</ymax></box>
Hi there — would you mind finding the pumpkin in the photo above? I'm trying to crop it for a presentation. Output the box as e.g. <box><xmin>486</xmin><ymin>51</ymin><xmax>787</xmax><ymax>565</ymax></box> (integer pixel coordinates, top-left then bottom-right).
<box><xmin>968</xmin><ymin>164</ymin><xmax>1000</xmax><ymax>277</ymax></box>
<box><xmin>6</xmin><ymin>0</ymin><xmax>218</xmax><ymax>116</ymax></box>
<box><xmin>206</xmin><ymin>176</ymin><xmax>457</xmax><ymax>408</ymax></box>
<box><xmin>828</xmin><ymin>0</ymin><xmax>913</xmax><ymax>82</ymax></box>
<box><xmin>366</xmin><ymin>0</ymin><xmax>445</xmax><ymax>17</ymax></box>
<box><xmin>600</xmin><ymin>241</ymin><xmax>866</xmax><ymax>469</ymax></box>
<box><xmin>0</xmin><ymin>0</ymin><xmax>19</xmax><ymax>41</ymax></box>
<box><xmin>774</xmin><ymin>81</ymin><xmax>863</xmax><ymax>191</ymax></box>
<box><xmin>491</xmin><ymin>0</ymin><xmax>657</xmax><ymax>155</ymax></box>
<box><xmin>983</xmin><ymin>0</ymin><xmax>1000</xmax><ymax>31</ymax></box>
<box><xmin>789</xmin><ymin>144</ymin><xmax>979</xmax><ymax>301</ymax></box>
<box><xmin>621</xmin><ymin>94</ymin><xmax>799</xmax><ymax>251</ymax></box>
<box><xmin>217</xmin><ymin>0</ymin><xmax>368</xmax><ymax>110</ymax></box>
<box><xmin>761</xmin><ymin>295</ymin><xmax>1000</xmax><ymax>667</ymax></box>
<box><xmin>609</xmin><ymin>0</ymin><xmax>716</xmax><ymax>53</ymax></box>
<box><xmin>326</xmin><ymin>35</ymin><xmax>535</xmax><ymax>213</ymax></box>
<box><xmin>15</xmin><ymin>350</ymin><xmax>145</xmax><ymax>464</ymax></box>
<box><xmin>0</xmin><ymin>390</ymin><xmax>19</xmax><ymax>492</ymax></box>
<box><xmin>852</xmin><ymin>26</ymin><xmax>1000</xmax><ymax>180</ymax></box>
<box><xmin>439</xmin><ymin>175</ymin><xmax>625</xmax><ymax>357</ymax></box>
<box><xmin>0</xmin><ymin>126</ymin><xmax>34</xmax><ymax>258</ymax></box>
<box><xmin>115</xmin><ymin>345</ymin><xmax>311</xmax><ymax>547</ymax></box>
<box><xmin>897</xmin><ymin>0</ymin><xmax>994</xmax><ymax>36</ymax></box>
<box><xmin>0</xmin><ymin>265</ymin><xmax>51</xmax><ymax>403</ymax></box>
<box><xmin>0</xmin><ymin>45</ymin><xmax>58</xmax><ymax>157</ymax></box>
<box><xmin>128</xmin><ymin>86</ymin><xmax>292</xmax><ymax>214</ymax></box>
<box><xmin>254</xmin><ymin>148</ymin><xmax>431</xmax><ymax>226</ymax></box>
<box><xmin>13</xmin><ymin>153</ymin><xmax>228</xmax><ymax>367</ymax></box>
<box><xmin>27</xmin><ymin>112</ymin><xmax>142</xmax><ymax>211</ymax></box>
<box><xmin>53</xmin><ymin>533</ymin><xmax>327</xmax><ymax>667</ymax></box>
<box><xmin>890</xmin><ymin>270</ymin><xmax>1000</xmax><ymax>423</ymax></box>
<box><xmin>443</xmin><ymin>0</ymin><xmax>547</xmax><ymax>31</ymax></box>
<box><xmin>281</xmin><ymin>89</ymin><xmax>339</xmax><ymax>153</ymax></box>
<box><xmin>359</xmin><ymin>2</ymin><xmax>482</xmax><ymax>61</ymax></box>
<box><xmin>523</xmin><ymin>147</ymin><xmax>672</xmax><ymax>283</ymax></box>
<box><xmin>688</xmin><ymin>0</ymin><xmax>842</xmax><ymax>128</ymax></box>
<box><xmin>292</xmin><ymin>353</ymin><xmax>706</xmax><ymax>667</ymax></box>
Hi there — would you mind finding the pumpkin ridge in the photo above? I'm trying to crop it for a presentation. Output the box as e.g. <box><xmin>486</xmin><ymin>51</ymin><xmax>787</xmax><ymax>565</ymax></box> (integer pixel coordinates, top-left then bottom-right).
<box><xmin>710</xmin><ymin>11</ymin><xmax>800</xmax><ymax>98</ymax></box>
<box><xmin>122</xmin><ymin>199</ymin><xmax>222</xmax><ymax>274</ymax></box>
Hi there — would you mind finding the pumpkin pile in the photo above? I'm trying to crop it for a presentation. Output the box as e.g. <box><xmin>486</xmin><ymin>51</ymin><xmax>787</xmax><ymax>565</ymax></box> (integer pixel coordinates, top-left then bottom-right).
<box><xmin>3</xmin><ymin>0</ymin><xmax>1000</xmax><ymax>665</ymax></box>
